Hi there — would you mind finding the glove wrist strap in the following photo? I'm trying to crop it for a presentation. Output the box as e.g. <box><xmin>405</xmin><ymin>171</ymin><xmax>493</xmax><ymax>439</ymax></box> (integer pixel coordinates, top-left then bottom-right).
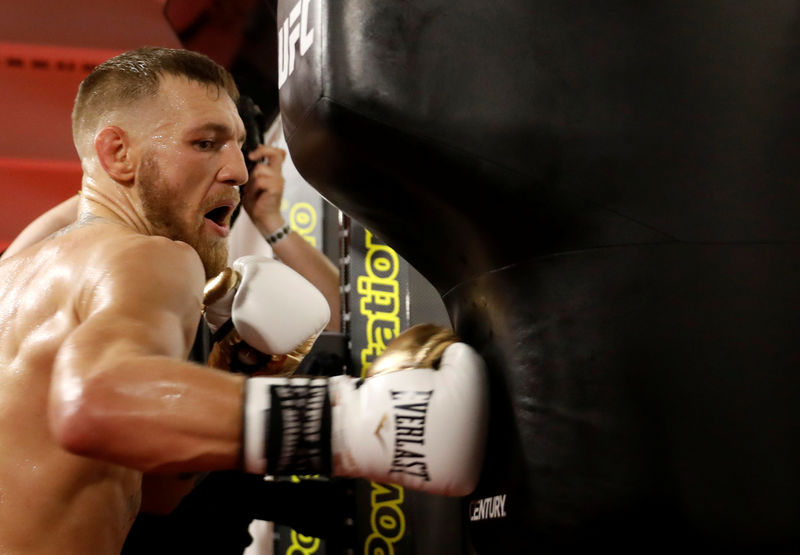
<box><xmin>244</xmin><ymin>377</ymin><xmax>332</xmax><ymax>476</ymax></box>
<box><xmin>266</xmin><ymin>377</ymin><xmax>332</xmax><ymax>476</ymax></box>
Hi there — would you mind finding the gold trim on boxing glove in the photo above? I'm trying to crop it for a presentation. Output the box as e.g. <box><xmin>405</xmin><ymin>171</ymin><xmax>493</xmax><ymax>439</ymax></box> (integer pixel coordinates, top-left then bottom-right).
<box><xmin>202</xmin><ymin>267</ymin><xmax>241</xmax><ymax>311</ymax></box>
<box><xmin>367</xmin><ymin>323</ymin><xmax>458</xmax><ymax>377</ymax></box>
<box><xmin>208</xmin><ymin>327</ymin><xmax>315</xmax><ymax>378</ymax></box>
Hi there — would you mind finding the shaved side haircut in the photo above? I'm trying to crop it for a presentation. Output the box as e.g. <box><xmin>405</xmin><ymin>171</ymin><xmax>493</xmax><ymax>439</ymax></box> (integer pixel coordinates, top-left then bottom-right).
<box><xmin>71</xmin><ymin>46</ymin><xmax>239</xmax><ymax>157</ymax></box>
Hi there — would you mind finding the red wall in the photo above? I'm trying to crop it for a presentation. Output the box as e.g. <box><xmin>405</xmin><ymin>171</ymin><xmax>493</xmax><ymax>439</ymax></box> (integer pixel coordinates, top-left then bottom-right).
<box><xmin>0</xmin><ymin>0</ymin><xmax>181</xmax><ymax>251</ymax></box>
<box><xmin>0</xmin><ymin>159</ymin><xmax>82</xmax><ymax>251</ymax></box>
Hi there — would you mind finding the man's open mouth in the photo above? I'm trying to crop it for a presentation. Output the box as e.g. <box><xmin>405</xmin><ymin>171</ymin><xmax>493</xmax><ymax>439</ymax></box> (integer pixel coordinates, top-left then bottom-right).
<box><xmin>204</xmin><ymin>205</ymin><xmax>233</xmax><ymax>228</ymax></box>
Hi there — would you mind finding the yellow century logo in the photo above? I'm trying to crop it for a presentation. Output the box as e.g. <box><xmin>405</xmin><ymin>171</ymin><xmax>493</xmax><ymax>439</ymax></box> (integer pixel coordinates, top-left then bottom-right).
<box><xmin>286</xmin><ymin>475</ymin><xmax>322</xmax><ymax>555</ymax></box>
<box><xmin>287</xmin><ymin>529</ymin><xmax>320</xmax><ymax>555</ymax></box>
<box><xmin>357</xmin><ymin>230</ymin><xmax>406</xmax><ymax>554</ymax></box>
<box><xmin>289</xmin><ymin>201</ymin><xmax>318</xmax><ymax>247</ymax></box>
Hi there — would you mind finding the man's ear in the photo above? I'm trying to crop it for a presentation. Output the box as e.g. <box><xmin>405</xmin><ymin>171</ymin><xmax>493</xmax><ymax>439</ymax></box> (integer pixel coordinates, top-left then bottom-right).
<box><xmin>94</xmin><ymin>126</ymin><xmax>136</xmax><ymax>184</ymax></box>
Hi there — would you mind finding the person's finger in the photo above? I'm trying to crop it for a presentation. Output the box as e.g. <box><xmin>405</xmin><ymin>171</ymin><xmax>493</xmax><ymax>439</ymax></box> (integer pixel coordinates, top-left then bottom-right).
<box><xmin>241</xmin><ymin>180</ymin><xmax>261</xmax><ymax>206</ymax></box>
<box><xmin>245</xmin><ymin>169</ymin><xmax>285</xmax><ymax>200</ymax></box>
<box><xmin>263</xmin><ymin>146</ymin><xmax>287</xmax><ymax>167</ymax></box>
<box><xmin>247</xmin><ymin>145</ymin><xmax>286</xmax><ymax>163</ymax></box>
<box><xmin>247</xmin><ymin>144</ymin><xmax>270</xmax><ymax>160</ymax></box>
<box><xmin>250</xmin><ymin>165</ymin><xmax>282</xmax><ymax>185</ymax></box>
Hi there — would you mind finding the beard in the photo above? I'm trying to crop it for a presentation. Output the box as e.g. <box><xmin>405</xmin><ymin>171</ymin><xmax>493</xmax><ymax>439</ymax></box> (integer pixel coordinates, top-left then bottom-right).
<box><xmin>138</xmin><ymin>155</ymin><xmax>229</xmax><ymax>279</ymax></box>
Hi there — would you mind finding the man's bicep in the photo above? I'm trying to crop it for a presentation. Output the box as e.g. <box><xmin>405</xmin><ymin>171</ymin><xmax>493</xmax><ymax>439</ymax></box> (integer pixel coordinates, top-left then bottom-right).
<box><xmin>61</xmin><ymin>243</ymin><xmax>206</xmax><ymax>378</ymax></box>
<box><xmin>50</xmin><ymin>306</ymin><xmax>196</xmax><ymax>413</ymax></box>
<box><xmin>75</xmin><ymin>306</ymin><xmax>194</xmax><ymax>367</ymax></box>
<box><xmin>46</xmin><ymin>296</ymin><xmax>199</xmax><ymax>450</ymax></box>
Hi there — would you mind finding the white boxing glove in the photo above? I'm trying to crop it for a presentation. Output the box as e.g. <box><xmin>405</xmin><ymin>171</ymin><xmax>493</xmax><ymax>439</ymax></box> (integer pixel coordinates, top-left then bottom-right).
<box><xmin>331</xmin><ymin>341</ymin><xmax>489</xmax><ymax>495</ymax></box>
<box><xmin>203</xmin><ymin>255</ymin><xmax>331</xmax><ymax>374</ymax></box>
<box><xmin>242</xmin><ymin>327</ymin><xmax>489</xmax><ymax>497</ymax></box>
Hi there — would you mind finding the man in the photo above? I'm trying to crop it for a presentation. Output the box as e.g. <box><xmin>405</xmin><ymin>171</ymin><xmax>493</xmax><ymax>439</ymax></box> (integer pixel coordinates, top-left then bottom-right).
<box><xmin>0</xmin><ymin>47</ymin><xmax>250</xmax><ymax>554</ymax></box>
<box><xmin>0</xmin><ymin>47</ymin><xmax>487</xmax><ymax>554</ymax></box>
<box><xmin>1</xmin><ymin>144</ymin><xmax>341</xmax><ymax>332</ymax></box>
<box><xmin>0</xmin><ymin>100</ymin><xmax>343</xmax><ymax>551</ymax></box>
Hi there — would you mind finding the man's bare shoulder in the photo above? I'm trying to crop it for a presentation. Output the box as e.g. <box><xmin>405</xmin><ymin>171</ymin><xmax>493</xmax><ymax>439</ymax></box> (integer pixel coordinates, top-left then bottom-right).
<box><xmin>70</xmin><ymin>226</ymin><xmax>207</xmax><ymax>316</ymax></box>
<box><xmin>66</xmin><ymin>225</ymin><xmax>200</xmax><ymax>278</ymax></box>
<box><xmin>105</xmin><ymin>233</ymin><xmax>202</xmax><ymax>272</ymax></box>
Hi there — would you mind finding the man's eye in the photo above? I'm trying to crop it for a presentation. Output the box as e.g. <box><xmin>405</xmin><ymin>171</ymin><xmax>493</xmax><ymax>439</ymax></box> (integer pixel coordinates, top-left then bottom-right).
<box><xmin>195</xmin><ymin>140</ymin><xmax>215</xmax><ymax>151</ymax></box>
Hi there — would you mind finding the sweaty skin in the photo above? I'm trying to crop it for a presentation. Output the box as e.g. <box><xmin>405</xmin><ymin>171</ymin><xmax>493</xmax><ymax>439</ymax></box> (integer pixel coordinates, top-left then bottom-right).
<box><xmin>0</xmin><ymin>75</ymin><xmax>248</xmax><ymax>554</ymax></box>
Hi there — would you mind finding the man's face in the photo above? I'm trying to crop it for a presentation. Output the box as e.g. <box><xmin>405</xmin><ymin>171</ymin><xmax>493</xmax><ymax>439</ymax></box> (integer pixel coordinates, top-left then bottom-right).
<box><xmin>134</xmin><ymin>75</ymin><xmax>248</xmax><ymax>278</ymax></box>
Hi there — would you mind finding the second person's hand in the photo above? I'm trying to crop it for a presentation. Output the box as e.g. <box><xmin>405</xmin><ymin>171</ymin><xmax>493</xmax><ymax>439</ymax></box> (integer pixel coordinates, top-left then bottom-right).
<box><xmin>242</xmin><ymin>144</ymin><xmax>288</xmax><ymax>235</ymax></box>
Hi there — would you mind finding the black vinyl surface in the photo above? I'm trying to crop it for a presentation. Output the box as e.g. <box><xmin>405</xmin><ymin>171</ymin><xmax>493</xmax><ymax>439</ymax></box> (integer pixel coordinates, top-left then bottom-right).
<box><xmin>277</xmin><ymin>2</ymin><xmax>800</xmax><ymax>552</ymax></box>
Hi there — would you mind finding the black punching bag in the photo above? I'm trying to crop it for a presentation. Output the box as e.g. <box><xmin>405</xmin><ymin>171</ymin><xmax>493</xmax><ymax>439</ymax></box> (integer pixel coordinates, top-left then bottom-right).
<box><xmin>277</xmin><ymin>1</ymin><xmax>800</xmax><ymax>552</ymax></box>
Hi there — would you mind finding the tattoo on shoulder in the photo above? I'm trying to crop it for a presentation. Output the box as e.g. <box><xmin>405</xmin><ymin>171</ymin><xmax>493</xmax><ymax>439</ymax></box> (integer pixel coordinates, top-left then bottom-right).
<box><xmin>48</xmin><ymin>213</ymin><xmax>105</xmax><ymax>241</ymax></box>
<box><xmin>74</xmin><ymin>213</ymin><xmax>104</xmax><ymax>229</ymax></box>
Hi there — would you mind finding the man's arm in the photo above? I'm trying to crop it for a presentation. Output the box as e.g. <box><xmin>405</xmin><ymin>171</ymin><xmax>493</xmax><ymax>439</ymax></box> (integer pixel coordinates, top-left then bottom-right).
<box><xmin>48</xmin><ymin>234</ymin><xmax>487</xmax><ymax>496</ymax></box>
<box><xmin>1</xmin><ymin>194</ymin><xmax>80</xmax><ymax>260</ymax></box>
<box><xmin>242</xmin><ymin>145</ymin><xmax>341</xmax><ymax>332</ymax></box>
<box><xmin>48</xmin><ymin>236</ymin><xmax>246</xmax><ymax>474</ymax></box>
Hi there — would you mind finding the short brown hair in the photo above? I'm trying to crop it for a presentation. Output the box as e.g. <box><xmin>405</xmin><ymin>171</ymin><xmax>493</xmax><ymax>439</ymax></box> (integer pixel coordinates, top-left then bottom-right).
<box><xmin>72</xmin><ymin>46</ymin><xmax>239</xmax><ymax>154</ymax></box>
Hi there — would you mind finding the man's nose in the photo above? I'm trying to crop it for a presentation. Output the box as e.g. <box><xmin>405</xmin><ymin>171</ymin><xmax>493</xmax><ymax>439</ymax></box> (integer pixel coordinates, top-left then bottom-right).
<box><xmin>219</xmin><ymin>144</ymin><xmax>249</xmax><ymax>187</ymax></box>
